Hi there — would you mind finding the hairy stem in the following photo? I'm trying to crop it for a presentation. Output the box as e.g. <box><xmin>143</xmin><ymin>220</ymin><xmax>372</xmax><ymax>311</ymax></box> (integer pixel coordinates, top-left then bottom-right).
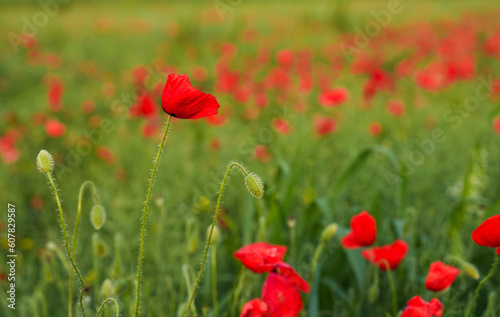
<box><xmin>212</xmin><ymin>244</ymin><xmax>218</xmax><ymax>317</ymax></box>
<box><xmin>185</xmin><ymin>162</ymin><xmax>248</xmax><ymax>317</ymax></box>
<box><xmin>96</xmin><ymin>298</ymin><xmax>120</xmax><ymax>317</ymax></box>
<box><xmin>46</xmin><ymin>173</ymin><xmax>87</xmax><ymax>317</ymax></box>
<box><xmin>134</xmin><ymin>115</ymin><xmax>172</xmax><ymax>317</ymax></box>
<box><xmin>466</xmin><ymin>252</ymin><xmax>499</xmax><ymax>317</ymax></box>
<box><xmin>69</xmin><ymin>181</ymin><xmax>100</xmax><ymax>317</ymax></box>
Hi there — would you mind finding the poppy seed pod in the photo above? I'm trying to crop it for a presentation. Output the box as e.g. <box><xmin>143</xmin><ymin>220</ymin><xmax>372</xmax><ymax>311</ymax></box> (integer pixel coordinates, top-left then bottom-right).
<box><xmin>36</xmin><ymin>150</ymin><xmax>54</xmax><ymax>174</ymax></box>
<box><xmin>90</xmin><ymin>204</ymin><xmax>106</xmax><ymax>230</ymax></box>
<box><xmin>245</xmin><ymin>173</ymin><xmax>264</xmax><ymax>199</ymax></box>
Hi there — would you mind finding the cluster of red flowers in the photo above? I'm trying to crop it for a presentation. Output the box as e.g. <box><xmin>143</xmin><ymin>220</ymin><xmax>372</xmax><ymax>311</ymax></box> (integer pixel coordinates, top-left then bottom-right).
<box><xmin>234</xmin><ymin>242</ymin><xmax>309</xmax><ymax>317</ymax></box>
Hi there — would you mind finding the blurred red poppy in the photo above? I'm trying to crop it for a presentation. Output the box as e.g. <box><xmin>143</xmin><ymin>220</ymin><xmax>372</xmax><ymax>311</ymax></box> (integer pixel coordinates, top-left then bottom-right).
<box><xmin>240</xmin><ymin>298</ymin><xmax>273</xmax><ymax>317</ymax></box>
<box><xmin>254</xmin><ymin>145</ymin><xmax>272</xmax><ymax>162</ymax></box>
<box><xmin>234</xmin><ymin>242</ymin><xmax>287</xmax><ymax>273</ymax></box>
<box><xmin>493</xmin><ymin>117</ymin><xmax>500</xmax><ymax>135</ymax></box>
<box><xmin>273</xmin><ymin>118</ymin><xmax>292</xmax><ymax>135</ymax></box>
<box><xmin>0</xmin><ymin>133</ymin><xmax>20</xmax><ymax>164</ymax></box>
<box><xmin>369</xmin><ymin>122</ymin><xmax>382</xmax><ymax>136</ymax></box>
<box><xmin>96</xmin><ymin>146</ymin><xmax>116</xmax><ymax>164</ymax></box>
<box><xmin>401</xmin><ymin>296</ymin><xmax>443</xmax><ymax>317</ymax></box>
<box><xmin>314</xmin><ymin>115</ymin><xmax>336</xmax><ymax>136</ymax></box>
<box><xmin>45</xmin><ymin>120</ymin><xmax>66</xmax><ymax>138</ymax></box>
<box><xmin>262</xmin><ymin>273</ymin><xmax>302</xmax><ymax>317</ymax></box>
<box><xmin>341</xmin><ymin>211</ymin><xmax>377</xmax><ymax>249</ymax></box>
<box><xmin>319</xmin><ymin>87</ymin><xmax>349</xmax><ymax>107</ymax></box>
<box><xmin>130</xmin><ymin>93</ymin><xmax>157</xmax><ymax>118</ymax></box>
<box><xmin>472</xmin><ymin>214</ymin><xmax>500</xmax><ymax>251</ymax></box>
<box><xmin>388</xmin><ymin>100</ymin><xmax>405</xmax><ymax>117</ymax></box>
<box><xmin>47</xmin><ymin>78</ymin><xmax>64</xmax><ymax>111</ymax></box>
<box><xmin>425</xmin><ymin>261</ymin><xmax>460</xmax><ymax>292</ymax></box>
<box><xmin>161</xmin><ymin>74</ymin><xmax>220</xmax><ymax>119</ymax></box>
<box><xmin>362</xmin><ymin>239</ymin><xmax>409</xmax><ymax>271</ymax></box>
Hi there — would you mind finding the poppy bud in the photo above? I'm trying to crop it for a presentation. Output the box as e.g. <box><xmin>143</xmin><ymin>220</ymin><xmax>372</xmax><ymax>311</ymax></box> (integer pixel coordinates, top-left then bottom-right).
<box><xmin>154</xmin><ymin>195</ymin><xmax>164</xmax><ymax>208</ymax></box>
<box><xmin>100</xmin><ymin>279</ymin><xmax>113</xmax><ymax>299</ymax></box>
<box><xmin>321</xmin><ymin>223</ymin><xmax>338</xmax><ymax>243</ymax></box>
<box><xmin>36</xmin><ymin>149</ymin><xmax>54</xmax><ymax>174</ymax></box>
<box><xmin>245</xmin><ymin>173</ymin><xmax>264</xmax><ymax>199</ymax></box>
<box><xmin>462</xmin><ymin>261</ymin><xmax>480</xmax><ymax>280</ymax></box>
<box><xmin>207</xmin><ymin>225</ymin><xmax>221</xmax><ymax>245</ymax></box>
<box><xmin>90</xmin><ymin>205</ymin><xmax>106</xmax><ymax>230</ymax></box>
<box><xmin>46</xmin><ymin>241</ymin><xmax>57</xmax><ymax>251</ymax></box>
<box><xmin>287</xmin><ymin>216</ymin><xmax>296</xmax><ymax>229</ymax></box>
<box><xmin>368</xmin><ymin>283</ymin><xmax>379</xmax><ymax>303</ymax></box>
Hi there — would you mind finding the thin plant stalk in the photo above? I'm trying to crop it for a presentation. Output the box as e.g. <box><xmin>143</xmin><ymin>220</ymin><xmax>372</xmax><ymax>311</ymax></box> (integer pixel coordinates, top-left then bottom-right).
<box><xmin>134</xmin><ymin>114</ymin><xmax>172</xmax><ymax>317</ymax></box>
<box><xmin>69</xmin><ymin>181</ymin><xmax>100</xmax><ymax>317</ymax></box>
<box><xmin>46</xmin><ymin>172</ymin><xmax>87</xmax><ymax>317</ymax></box>
<box><xmin>185</xmin><ymin>162</ymin><xmax>249</xmax><ymax>317</ymax></box>
<box><xmin>466</xmin><ymin>252</ymin><xmax>499</xmax><ymax>317</ymax></box>
<box><xmin>386</xmin><ymin>267</ymin><xmax>397</xmax><ymax>317</ymax></box>
<box><xmin>96</xmin><ymin>298</ymin><xmax>120</xmax><ymax>317</ymax></box>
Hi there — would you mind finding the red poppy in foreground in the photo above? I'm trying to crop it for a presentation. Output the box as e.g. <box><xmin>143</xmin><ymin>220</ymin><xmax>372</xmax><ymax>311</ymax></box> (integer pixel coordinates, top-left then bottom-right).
<box><xmin>472</xmin><ymin>214</ymin><xmax>500</xmax><ymax>254</ymax></box>
<box><xmin>161</xmin><ymin>73</ymin><xmax>220</xmax><ymax>119</ymax></box>
<box><xmin>234</xmin><ymin>242</ymin><xmax>287</xmax><ymax>273</ymax></box>
<box><xmin>262</xmin><ymin>273</ymin><xmax>303</xmax><ymax>317</ymax></box>
<box><xmin>240</xmin><ymin>298</ymin><xmax>273</xmax><ymax>317</ymax></box>
<box><xmin>425</xmin><ymin>261</ymin><xmax>460</xmax><ymax>292</ymax></box>
<box><xmin>341</xmin><ymin>211</ymin><xmax>377</xmax><ymax>249</ymax></box>
<box><xmin>401</xmin><ymin>296</ymin><xmax>443</xmax><ymax>317</ymax></box>
<box><xmin>362</xmin><ymin>239</ymin><xmax>409</xmax><ymax>271</ymax></box>
<box><xmin>273</xmin><ymin>262</ymin><xmax>310</xmax><ymax>293</ymax></box>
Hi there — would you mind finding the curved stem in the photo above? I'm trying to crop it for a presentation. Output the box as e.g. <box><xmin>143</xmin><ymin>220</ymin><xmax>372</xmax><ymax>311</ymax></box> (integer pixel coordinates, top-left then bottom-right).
<box><xmin>96</xmin><ymin>298</ymin><xmax>120</xmax><ymax>317</ymax></box>
<box><xmin>185</xmin><ymin>162</ymin><xmax>248</xmax><ymax>317</ymax></box>
<box><xmin>134</xmin><ymin>115</ymin><xmax>172</xmax><ymax>317</ymax></box>
<box><xmin>46</xmin><ymin>173</ymin><xmax>87</xmax><ymax>317</ymax></box>
<box><xmin>212</xmin><ymin>244</ymin><xmax>218</xmax><ymax>317</ymax></box>
<box><xmin>69</xmin><ymin>181</ymin><xmax>100</xmax><ymax>317</ymax></box>
<box><xmin>466</xmin><ymin>252</ymin><xmax>499</xmax><ymax>317</ymax></box>
<box><xmin>310</xmin><ymin>241</ymin><xmax>325</xmax><ymax>286</ymax></box>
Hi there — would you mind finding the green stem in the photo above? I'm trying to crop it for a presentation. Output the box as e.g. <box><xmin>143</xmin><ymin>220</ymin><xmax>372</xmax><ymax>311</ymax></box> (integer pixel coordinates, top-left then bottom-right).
<box><xmin>224</xmin><ymin>267</ymin><xmax>245</xmax><ymax>317</ymax></box>
<box><xmin>212</xmin><ymin>244</ymin><xmax>218</xmax><ymax>317</ymax></box>
<box><xmin>96</xmin><ymin>298</ymin><xmax>120</xmax><ymax>317</ymax></box>
<box><xmin>310</xmin><ymin>241</ymin><xmax>325</xmax><ymax>286</ymax></box>
<box><xmin>46</xmin><ymin>173</ymin><xmax>87</xmax><ymax>317</ymax></box>
<box><xmin>70</xmin><ymin>181</ymin><xmax>99</xmax><ymax>317</ymax></box>
<box><xmin>185</xmin><ymin>162</ymin><xmax>249</xmax><ymax>317</ymax></box>
<box><xmin>466</xmin><ymin>252</ymin><xmax>499</xmax><ymax>317</ymax></box>
<box><xmin>134</xmin><ymin>115</ymin><xmax>172</xmax><ymax>317</ymax></box>
<box><xmin>386</xmin><ymin>268</ymin><xmax>397</xmax><ymax>317</ymax></box>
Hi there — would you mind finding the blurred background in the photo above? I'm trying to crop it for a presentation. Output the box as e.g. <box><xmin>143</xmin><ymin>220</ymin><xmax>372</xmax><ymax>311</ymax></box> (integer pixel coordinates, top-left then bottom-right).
<box><xmin>1</xmin><ymin>0</ymin><xmax>500</xmax><ymax>316</ymax></box>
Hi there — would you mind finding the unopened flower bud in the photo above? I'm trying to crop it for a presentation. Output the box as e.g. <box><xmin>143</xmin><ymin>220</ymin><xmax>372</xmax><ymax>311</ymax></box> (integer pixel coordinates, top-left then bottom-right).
<box><xmin>155</xmin><ymin>195</ymin><xmax>164</xmax><ymax>208</ymax></box>
<box><xmin>245</xmin><ymin>173</ymin><xmax>264</xmax><ymax>199</ymax></box>
<box><xmin>100</xmin><ymin>279</ymin><xmax>114</xmax><ymax>299</ymax></box>
<box><xmin>36</xmin><ymin>150</ymin><xmax>54</xmax><ymax>174</ymax></box>
<box><xmin>462</xmin><ymin>262</ymin><xmax>480</xmax><ymax>280</ymax></box>
<box><xmin>207</xmin><ymin>225</ymin><xmax>221</xmax><ymax>245</ymax></box>
<box><xmin>287</xmin><ymin>216</ymin><xmax>296</xmax><ymax>229</ymax></box>
<box><xmin>321</xmin><ymin>223</ymin><xmax>338</xmax><ymax>243</ymax></box>
<box><xmin>90</xmin><ymin>205</ymin><xmax>106</xmax><ymax>230</ymax></box>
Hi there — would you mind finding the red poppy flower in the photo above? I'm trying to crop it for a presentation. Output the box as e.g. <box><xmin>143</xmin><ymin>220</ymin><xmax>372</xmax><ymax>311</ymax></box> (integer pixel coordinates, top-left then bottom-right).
<box><xmin>161</xmin><ymin>74</ymin><xmax>220</xmax><ymax>119</ymax></box>
<box><xmin>273</xmin><ymin>118</ymin><xmax>292</xmax><ymax>135</ymax></box>
<box><xmin>493</xmin><ymin>117</ymin><xmax>500</xmax><ymax>135</ymax></box>
<box><xmin>425</xmin><ymin>261</ymin><xmax>460</xmax><ymax>292</ymax></box>
<box><xmin>273</xmin><ymin>262</ymin><xmax>310</xmax><ymax>293</ymax></box>
<box><xmin>388</xmin><ymin>100</ymin><xmax>405</xmax><ymax>117</ymax></box>
<box><xmin>130</xmin><ymin>93</ymin><xmax>158</xmax><ymax>118</ymax></box>
<box><xmin>401</xmin><ymin>296</ymin><xmax>443</xmax><ymax>317</ymax></box>
<box><xmin>362</xmin><ymin>239</ymin><xmax>409</xmax><ymax>271</ymax></box>
<box><xmin>262</xmin><ymin>273</ymin><xmax>302</xmax><ymax>317</ymax></box>
<box><xmin>369</xmin><ymin>122</ymin><xmax>382</xmax><ymax>136</ymax></box>
<box><xmin>472</xmin><ymin>214</ymin><xmax>500</xmax><ymax>250</ymax></box>
<box><xmin>313</xmin><ymin>115</ymin><xmax>336</xmax><ymax>137</ymax></box>
<box><xmin>234</xmin><ymin>242</ymin><xmax>287</xmax><ymax>273</ymax></box>
<box><xmin>341</xmin><ymin>211</ymin><xmax>377</xmax><ymax>249</ymax></box>
<box><xmin>96</xmin><ymin>146</ymin><xmax>116</xmax><ymax>164</ymax></box>
<box><xmin>276</xmin><ymin>49</ymin><xmax>294</xmax><ymax>67</ymax></box>
<box><xmin>45</xmin><ymin>120</ymin><xmax>66</xmax><ymax>138</ymax></box>
<box><xmin>0</xmin><ymin>133</ymin><xmax>20</xmax><ymax>164</ymax></box>
<box><xmin>240</xmin><ymin>298</ymin><xmax>273</xmax><ymax>317</ymax></box>
<box><xmin>319</xmin><ymin>87</ymin><xmax>349</xmax><ymax>107</ymax></box>
<box><xmin>132</xmin><ymin>66</ymin><xmax>148</xmax><ymax>86</ymax></box>
<box><xmin>47</xmin><ymin>78</ymin><xmax>64</xmax><ymax>111</ymax></box>
<box><xmin>254</xmin><ymin>145</ymin><xmax>272</xmax><ymax>162</ymax></box>
<box><xmin>205</xmin><ymin>114</ymin><xmax>227</xmax><ymax>126</ymax></box>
